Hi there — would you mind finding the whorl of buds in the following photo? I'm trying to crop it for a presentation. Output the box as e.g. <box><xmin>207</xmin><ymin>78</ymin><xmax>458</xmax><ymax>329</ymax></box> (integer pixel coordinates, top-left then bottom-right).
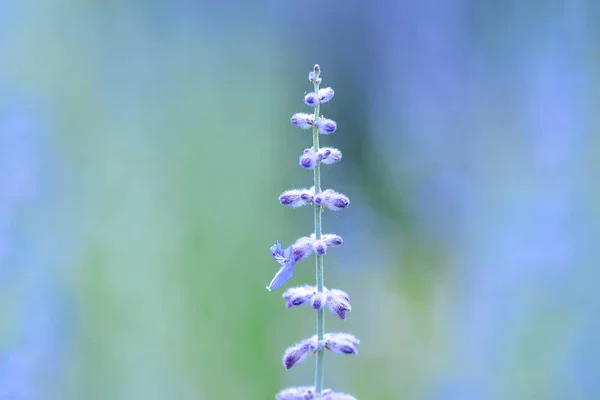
<box><xmin>291</xmin><ymin>113</ymin><xmax>315</xmax><ymax>129</ymax></box>
<box><xmin>282</xmin><ymin>285</ymin><xmax>351</xmax><ymax>320</ymax></box>
<box><xmin>314</xmin><ymin>189</ymin><xmax>350</xmax><ymax>211</ymax></box>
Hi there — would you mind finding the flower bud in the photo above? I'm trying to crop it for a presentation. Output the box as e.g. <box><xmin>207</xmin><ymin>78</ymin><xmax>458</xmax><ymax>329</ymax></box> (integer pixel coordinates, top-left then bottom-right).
<box><xmin>282</xmin><ymin>336</ymin><xmax>318</xmax><ymax>370</ymax></box>
<box><xmin>324</xmin><ymin>333</ymin><xmax>360</xmax><ymax>355</ymax></box>
<box><xmin>318</xmin><ymin>147</ymin><xmax>342</xmax><ymax>165</ymax></box>
<box><xmin>313</xmin><ymin>64</ymin><xmax>320</xmax><ymax>74</ymax></box>
<box><xmin>314</xmin><ymin>189</ymin><xmax>350</xmax><ymax>211</ymax></box>
<box><xmin>279</xmin><ymin>189</ymin><xmax>313</xmax><ymax>208</ymax></box>
<box><xmin>311</xmin><ymin>292</ymin><xmax>326</xmax><ymax>310</ymax></box>
<box><xmin>276</xmin><ymin>386</ymin><xmax>315</xmax><ymax>400</ymax></box>
<box><xmin>283</xmin><ymin>285</ymin><xmax>315</xmax><ymax>308</ymax></box>
<box><xmin>315</xmin><ymin>117</ymin><xmax>337</xmax><ymax>134</ymax></box>
<box><xmin>318</xmin><ymin>87</ymin><xmax>335</xmax><ymax>103</ymax></box>
<box><xmin>291</xmin><ymin>236</ymin><xmax>314</xmax><ymax>262</ymax></box>
<box><xmin>308</xmin><ymin>71</ymin><xmax>316</xmax><ymax>82</ymax></box>
<box><xmin>290</xmin><ymin>113</ymin><xmax>315</xmax><ymax>129</ymax></box>
<box><xmin>321</xmin><ymin>233</ymin><xmax>343</xmax><ymax>247</ymax></box>
<box><xmin>321</xmin><ymin>390</ymin><xmax>357</xmax><ymax>400</ymax></box>
<box><xmin>327</xmin><ymin>290</ymin><xmax>352</xmax><ymax>320</ymax></box>
<box><xmin>311</xmin><ymin>238</ymin><xmax>327</xmax><ymax>255</ymax></box>
<box><xmin>304</xmin><ymin>92</ymin><xmax>319</xmax><ymax>107</ymax></box>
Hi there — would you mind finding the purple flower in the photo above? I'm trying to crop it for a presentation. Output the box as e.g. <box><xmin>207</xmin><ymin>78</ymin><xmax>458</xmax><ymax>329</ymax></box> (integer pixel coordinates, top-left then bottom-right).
<box><xmin>283</xmin><ymin>336</ymin><xmax>319</xmax><ymax>370</ymax></box>
<box><xmin>283</xmin><ymin>285</ymin><xmax>316</xmax><ymax>308</ymax></box>
<box><xmin>267</xmin><ymin>241</ymin><xmax>297</xmax><ymax>291</ymax></box>
<box><xmin>318</xmin><ymin>147</ymin><xmax>342</xmax><ymax>165</ymax></box>
<box><xmin>318</xmin><ymin>87</ymin><xmax>335</xmax><ymax>103</ymax></box>
<box><xmin>324</xmin><ymin>333</ymin><xmax>359</xmax><ymax>355</ymax></box>
<box><xmin>291</xmin><ymin>113</ymin><xmax>315</xmax><ymax>129</ymax></box>
<box><xmin>305</xmin><ymin>92</ymin><xmax>319</xmax><ymax>107</ymax></box>
<box><xmin>315</xmin><ymin>118</ymin><xmax>337</xmax><ymax>134</ymax></box>
<box><xmin>314</xmin><ymin>189</ymin><xmax>350</xmax><ymax>211</ymax></box>
<box><xmin>280</xmin><ymin>189</ymin><xmax>314</xmax><ymax>208</ymax></box>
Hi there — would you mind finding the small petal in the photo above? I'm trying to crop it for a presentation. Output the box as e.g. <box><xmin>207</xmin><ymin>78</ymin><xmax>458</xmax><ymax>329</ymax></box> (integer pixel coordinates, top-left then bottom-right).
<box><xmin>315</xmin><ymin>118</ymin><xmax>337</xmax><ymax>134</ymax></box>
<box><xmin>280</xmin><ymin>189</ymin><xmax>314</xmax><ymax>208</ymax></box>
<box><xmin>283</xmin><ymin>336</ymin><xmax>318</xmax><ymax>370</ymax></box>
<box><xmin>267</xmin><ymin>263</ymin><xmax>295</xmax><ymax>291</ymax></box>
<box><xmin>318</xmin><ymin>147</ymin><xmax>342</xmax><ymax>165</ymax></box>
<box><xmin>291</xmin><ymin>113</ymin><xmax>315</xmax><ymax>129</ymax></box>
<box><xmin>318</xmin><ymin>87</ymin><xmax>335</xmax><ymax>103</ymax></box>
<box><xmin>311</xmin><ymin>292</ymin><xmax>326</xmax><ymax>310</ymax></box>
<box><xmin>314</xmin><ymin>189</ymin><xmax>350</xmax><ymax>211</ymax></box>
<box><xmin>304</xmin><ymin>92</ymin><xmax>319</xmax><ymax>107</ymax></box>
<box><xmin>270</xmin><ymin>240</ymin><xmax>286</xmax><ymax>263</ymax></box>
<box><xmin>324</xmin><ymin>333</ymin><xmax>360</xmax><ymax>355</ymax></box>
<box><xmin>283</xmin><ymin>285</ymin><xmax>316</xmax><ymax>308</ymax></box>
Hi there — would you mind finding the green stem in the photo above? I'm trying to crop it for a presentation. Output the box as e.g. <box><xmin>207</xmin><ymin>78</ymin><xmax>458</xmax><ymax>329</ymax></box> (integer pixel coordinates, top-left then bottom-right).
<box><xmin>312</xmin><ymin>75</ymin><xmax>325</xmax><ymax>394</ymax></box>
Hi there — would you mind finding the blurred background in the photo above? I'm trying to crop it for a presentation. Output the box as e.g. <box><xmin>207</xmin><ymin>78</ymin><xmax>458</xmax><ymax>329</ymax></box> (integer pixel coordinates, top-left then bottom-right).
<box><xmin>1</xmin><ymin>1</ymin><xmax>599</xmax><ymax>399</ymax></box>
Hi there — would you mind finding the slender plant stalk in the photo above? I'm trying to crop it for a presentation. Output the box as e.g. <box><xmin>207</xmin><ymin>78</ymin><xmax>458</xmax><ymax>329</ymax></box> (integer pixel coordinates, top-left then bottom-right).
<box><xmin>312</xmin><ymin>77</ymin><xmax>325</xmax><ymax>394</ymax></box>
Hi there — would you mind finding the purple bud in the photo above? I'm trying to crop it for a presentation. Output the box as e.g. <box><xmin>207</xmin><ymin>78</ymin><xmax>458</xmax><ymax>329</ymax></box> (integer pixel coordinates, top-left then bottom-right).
<box><xmin>314</xmin><ymin>77</ymin><xmax>322</xmax><ymax>85</ymax></box>
<box><xmin>304</xmin><ymin>92</ymin><xmax>319</xmax><ymax>107</ymax></box>
<box><xmin>318</xmin><ymin>87</ymin><xmax>335</xmax><ymax>103</ymax></box>
<box><xmin>327</xmin><ymin>291</ymin><xmax>352</xmax><ymax>320</ymax></box>
<box><xmin>276</xmin><ymin>386</ymin><xmax>316</xmax><ymax>400</ymax></box>
<box><xmin>291</xmin><ymin>236</ymin><xmax>314</xmax><ymax>262</ymax></box>
<box><xmin>290</xmin><ymin>113</ymin><xmax>315</xmax><ymax>129</ymax></box>
<box><xmin>311</xmin><ymin>292</ymin><xmax>326</xmax><ymax>310</ymax></box>
<box><xmin>321</xmin><ymin>390</ymin><xmax>357</xmax><ymax>400</ymax></box>
<box><xmin>282</xmin><ymin>336</ymin><xmax>318</xmax><ymax>370</ymax></box>
<box><xmin>314</xmin><ymin>189</ymin><xmax>350</xmax><ymax>211</ymax></box>
<box><xmin>324</xmin><ymin>333</ymin><xmax>359</xmax><ymax>355</ymax></box>
<box><xmin>321</xmin><ymin>234</ymin><xmax>343</xmax><ymax>247</ymax></box>
<box><xmin>318</xmin><ymin>147</ymin><xmax>342</xmax><ymax>165</ymax></box>
<box><xmin>299</xmin><ymin>148</ymin><xmax>320</xmax><ymax>170</ymax></box>
<box><xmin>315</xmin><ymin>118</ymin><xmax>337</xmax><ymax>134</ymax></box>
<box><xmin>282</xmin><ymin>285</ymin><xmax>315</xmax><ymax>308</ymax></box>
<box><xmin>279</xmin><ymin>189</ymin><xmax>313</xmax><ymax>208</ymax></box>
<box><xmin>308</xmin><ymin>71</ymin><xmax>316</xmax><ymax>82</ymax></box>
<box><xmin>313</xmin><ymin>64</ymin><xmax>320</xmax><ymax>74</ymax></box>
<box><xmin>311</xmin><ymin>238</ymin><xmax>327</xmax><ymax>255</ymax></box>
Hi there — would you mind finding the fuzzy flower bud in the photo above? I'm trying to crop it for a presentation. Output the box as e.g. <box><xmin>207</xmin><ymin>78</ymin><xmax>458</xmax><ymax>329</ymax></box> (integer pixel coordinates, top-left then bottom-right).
<box><xmin>327</xmin><ymin>289</ymin><xmax>352</xmax><ymax>320</ymax></box>
<box><xmin>304</xmin><ymin>92</ymin><xmax>319</xmax><ymax>107</ymax></box>
<box><xmin>315</xmin><ymin>117</ymin><xmax>337</xmax><ymax>134</ymax></box>
<box><xmin>313</xmin><ymin>64</ymin><xmax>320</xmax><ymax>74</ymax></box>
<box><xmin>291</xmin><ymin>113</ymin><xmax>315</xmax><ymax>129</ymax></box>
<box><xmin>283</xmin><ymin>336</ymin><xmax>319</xmax><ymax>370</ymax></box>
<box><xmin>279</xmin><ymin>188</ymin><xmax>314</xmax><ymax>208</ymax></box>
<box><xmin>276</xmin><ymin>386</ymin><xmax>316</xmax><ymax>400</ymax></box>
<box><xmin>321</xmin><ymin>233</ymin><xmax>343</xmax><ymax>247</ymax></box>
<box><xmin>320</xmin><ymin>390</ymin><xmax>358</xmax><ymax>400</ymax></box>
<box><xmin>291</xmin><ymin>236</ymin><xmax>314</xmax><ymax>262</ymax></box>
<box><xmin>311</xmin><ymin>292</ymin><xmax>326</xmax><ymax>310</ymax></box>
<box><xmin>283</xmin><ymin>285</ymin><xmax>315</xmax><ymax>308</ymax></box>
<box><xmin>318</xmin><ymin>147</ymin><xmax>342</xmax><ymax>165</ymax></box>
<box><xmin>318</xmin><ymin>87</ymin><xmax>335</xmax><ymax>103</ymax></box>
<box><xmin>311</xmin><ymin>238</ymin><xmax>327</xmax><ymax>255</ymax></box>
<box><xmin>299</xmin><ymin>147</ymin><xmax>321</xmax><ymax>170</ymax></box>
<box><xmin>308</xmin><ymin>71</ymin><xmax>316</xmax><ymax>82</ymax></box>
<box><xmin>314</xmin><ymin>189</ymin><xmax>350</xmax><ymax>211</ymax></box>
<box><xmin>324</xmin><ymin>333</ymin><xmax>360</xmax><ymax>355</ymax></box>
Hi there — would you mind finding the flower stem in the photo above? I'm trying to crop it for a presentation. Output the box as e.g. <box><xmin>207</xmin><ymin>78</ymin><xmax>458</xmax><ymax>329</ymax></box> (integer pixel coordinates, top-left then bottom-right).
<box><xmin>312</xmin><ymin>77</ymin><xmax>325</xmax><ymax>394</ymax></box>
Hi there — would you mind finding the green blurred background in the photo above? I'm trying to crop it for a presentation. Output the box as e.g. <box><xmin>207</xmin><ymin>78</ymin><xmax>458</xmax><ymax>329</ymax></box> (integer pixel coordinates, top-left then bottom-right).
<box><xmin>1</xmin><ymin>1</ymin><xmax>599</xmax><ymax>399</ymax></box>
